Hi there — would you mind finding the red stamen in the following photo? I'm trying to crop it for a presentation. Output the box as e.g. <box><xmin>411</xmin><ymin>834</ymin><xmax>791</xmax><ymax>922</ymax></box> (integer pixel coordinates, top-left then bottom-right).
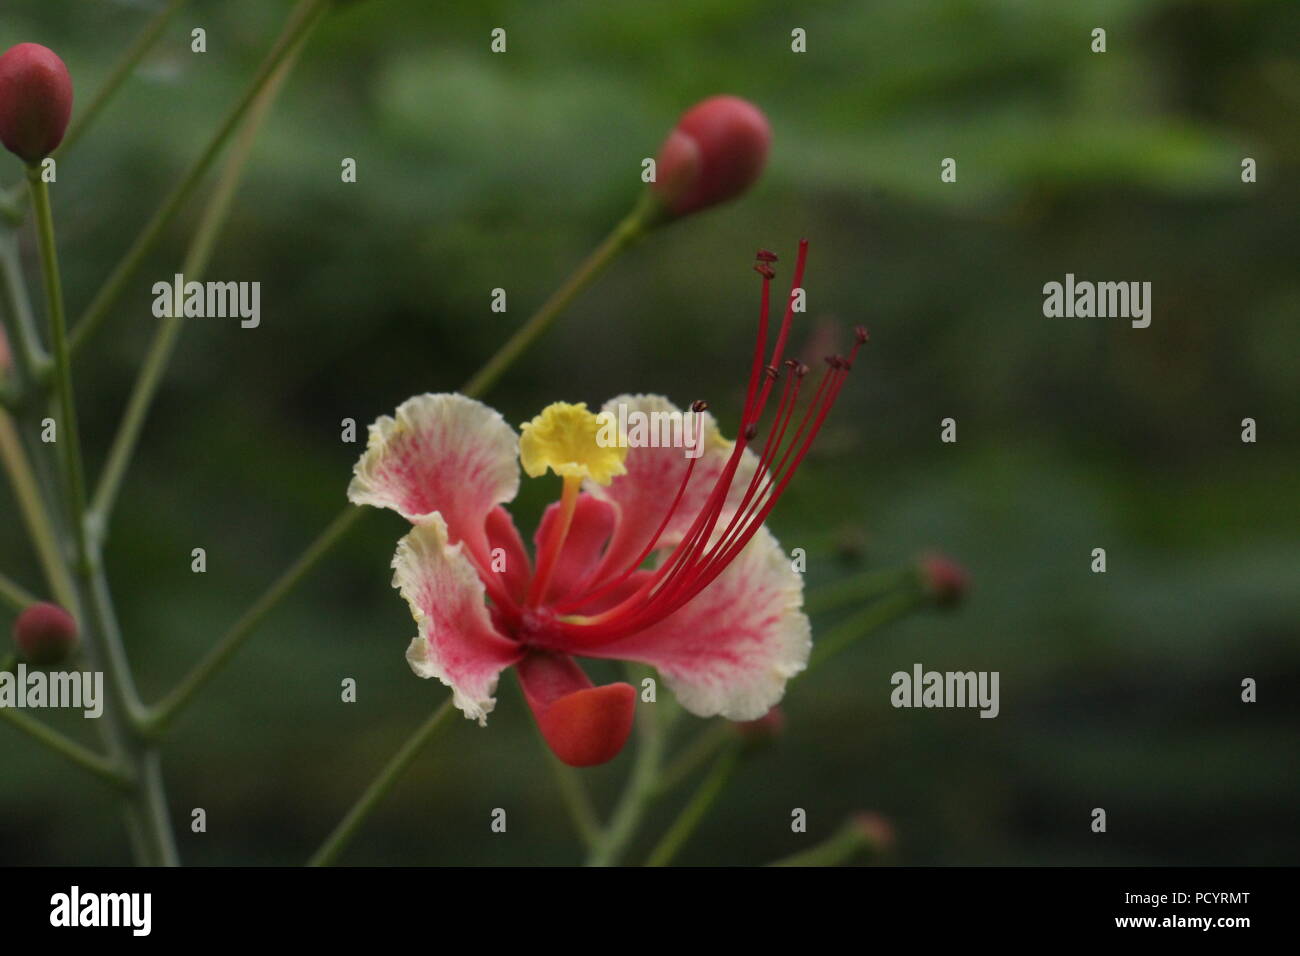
<box><xmin>556</xmin><ymin>241</ymin><xmax>862</xmax><ymax>645</ymax></box>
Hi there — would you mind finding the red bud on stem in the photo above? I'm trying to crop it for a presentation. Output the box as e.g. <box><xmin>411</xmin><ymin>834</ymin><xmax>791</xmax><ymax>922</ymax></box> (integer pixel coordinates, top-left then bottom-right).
<box><xmin>651</xmin><ymin>95</ymin><xmax>770</xmax><ymax>219</ymax></box>
<box><xmin>0</xmin><ymin>43</ymin><xmax>74</xmax><ymax>165</ymax></box>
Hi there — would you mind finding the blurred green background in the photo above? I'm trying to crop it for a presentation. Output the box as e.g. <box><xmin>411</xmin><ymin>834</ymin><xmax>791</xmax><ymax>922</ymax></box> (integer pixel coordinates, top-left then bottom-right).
<box><xmin>1</xmin><ymin>0</ymin><xmax>1296</xmax><ymax>865</ymax></box>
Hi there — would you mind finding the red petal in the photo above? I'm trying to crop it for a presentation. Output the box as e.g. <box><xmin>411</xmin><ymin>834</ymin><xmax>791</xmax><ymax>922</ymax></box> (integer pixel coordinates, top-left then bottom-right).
<box><xmin>516</xmin><ymin>652</ymin><xmax>636</xmax><ymax>767</ymax></box>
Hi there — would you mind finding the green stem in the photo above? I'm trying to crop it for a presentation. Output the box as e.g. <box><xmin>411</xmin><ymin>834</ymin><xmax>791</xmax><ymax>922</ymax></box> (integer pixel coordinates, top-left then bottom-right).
<box><xmin>546</xmin><ymin>752</ymin><xmax>601</xmax><ymax>849</ymax></box>
<box><xmin>68</xmin><ymin>0</ymin><xmax>331</xmax><ymax>358</ymax></box>
<box><xmin>20</xmin><ymin>179</ymin><xmax>179</xmax><ymax>864</ymax></box>
<box><xmin>26</xmin><ymin>171</ymin><xmax>89</xmax><ymax>563</ymax></box>
<box><xmin>767</xmin><ymin>821</ymin><xmax>880</xmax><ymax>867</ymax></box>
<box><xmin>458</xmin><ymin>194</ymin><xmax>653</xmax><ymax>398</ymax></box>
<box><xmin>0</xmin><ymin>231</ymin><xmax>48</xmax><ymax>395</ymax></box>
<box><xmin>58</xmin><ymin>0</ymin><xmax>190</xmax><ymax>158</ymax></box>
<box><xmin>81</xmin><ymin>555</ymin><xmax>179</xmax><ymax>866</ymax></box>
<box><xmin>91</xmin><ymin>16</ymin><xmax>310</xmax><ymax>528</ymax></box>
<box><xmin>145</xmin><ymin>506</ymin><xmax>364</xmax><ymax>733</ymax></box>
<box><xmin>655</xmin><ymin>719</ymin><xmax>731</xmax><ymax>795</ymax></box>
<box><xmin>644</xmin><ymin>741</ymin><xmax>742</xmax><ymax>867</ymax></box>
<box><xmin>585</xmin><ymin>691</ymin><xmax>675</xmax><ymax>867</ymax></box>
<box><xmin>0</xmin><ymin>568</ymin><xmax>35</xmax><ymax>612</ymax></box>
<box><xmin>308</xmin><ymin>698</ymin><xmax>455</xmax><ymax>867</ymax></box>
<box><xmin>804</xmin><ymin>567</ymin><xmax>914</xmax><ymax>616</ymax></box>
<box><xmin>807</xmin><ymin>588</ymin><xmax>925</xmax><ymax>672</ymax></box>
<box><xmin>0</xmin><ymin>706</ymin><xmax>131</xmax><ymax>790</ymax></box>
<box><xmin>0</xmin><ymin>411</ymin><xmax>76</xmax><ymax>609</ymax></box>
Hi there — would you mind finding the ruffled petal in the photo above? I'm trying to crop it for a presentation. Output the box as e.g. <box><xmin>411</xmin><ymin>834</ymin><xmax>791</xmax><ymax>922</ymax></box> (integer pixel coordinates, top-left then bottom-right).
<box><xmin>348</xmin><ymin>393</ymin><xmax>520</xmax><ymax>553</ymax></box>
<box><xmin>585</xmin><ymin>394</ymin><xmax>758</xmax><ymax>580</ymax></box>
<box><xmin>393</xmin><ymin>515</ymin><xmax>523</xmax><ymax>724</ymax></box>
<box><xmin>582</xmin><ymin>525</ymin><xmax>808</xmax><ymax>721</ymax></box>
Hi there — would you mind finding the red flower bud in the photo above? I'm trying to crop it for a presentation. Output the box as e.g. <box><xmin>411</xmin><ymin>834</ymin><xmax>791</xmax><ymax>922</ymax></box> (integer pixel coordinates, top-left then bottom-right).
<box><xmin>12</xmin><ymin>601</ymin><xmax>78</xmax><ymax>666</ymax></box>
<box><xmin>918</xmin><ymin>552</ymin><xmax>969</xmax><ymax>609</ymax></box>
<box><xmin>0</xmin><ymin>43</ymin><xmax>74</xmax><ymax>164</ymax></box>
<box><xmin>651</xmin><ymin>95</ymin><xmax>770</xmax><ymax>219</ymax></box>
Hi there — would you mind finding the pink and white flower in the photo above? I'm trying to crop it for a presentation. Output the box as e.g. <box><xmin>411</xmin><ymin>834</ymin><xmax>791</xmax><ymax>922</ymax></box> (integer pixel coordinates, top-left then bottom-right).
<box><xmin>348</xmin><ymin>242</ymin><xmax>865</xmax><ymax>766</ymax></box>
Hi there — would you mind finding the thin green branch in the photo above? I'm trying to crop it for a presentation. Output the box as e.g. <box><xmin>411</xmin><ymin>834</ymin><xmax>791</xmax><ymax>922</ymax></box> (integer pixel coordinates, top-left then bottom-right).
<box><xmin>804</xmin><ymin>566</ymin><xmax>915</xmax><ymax>616</ymax></box>
<box><xmin>91</xmin><ymin>16</ymin><xmax>310</xmax><ymax>527</ymax></box>
<box><xmin>58</xmin><ymin>0</ymin><xmax>190</xmax><ymax>158</ymax></box>
<box><xmin>68</xmin><ymin>0</ymin><xmax>331</xmax><ymax>357</ymax></box>
<box><xmin>308</xmin><ymin>698</ymin><xmax>456</xmax><ymax>867</ymax></box>
<box><xmin>0</xmin><ymin>706</ymin><xmax>131</xmax><ymax>790</ymax></box>
<box><xmin>807</xmin><ymin>588</ymin><xmax>925</xmax><ymax>672</ymax></box>
<box><xmin>644</xmin><ymin>740</ymin><xmax>742</xmax><ymax>867</ymax></box>
<box><xmin>766</xmin><ymin>819</ymin><xmax>884</xmax><ymax>867</ymax></box>
<box><xmin>655</xmin><ymin>719</ymin><xmax>731</xmax><ymax>795</ymax></box>
<box><xmin>0</xmin><ymin>232</ymin><xmax>47</xmax><ymax>397</ymax></box>
<box><xmin>458</xmin><ymin>192</ymin><xmax>654</xmax><ymax>397</ymax></box>
<box><xmin>546</xmin><ymin>752</ymin><xmax>601</xmax><ymax>849</ymax></box>
<box><xmin>145</xmin><ymin>506</ymin><xmax>364</xmax><ymax>733</ymax></box>
<box><xmin>585</xmin><ymin>686</ymin><xmax>677</xmax><ymax>866</ymax></box>
<box><xmin>0</xmin><ymin>410</ymin><xmax>77</xmax><ymax>609</ymax></box>
<box><xmin>0</xmin><ymin>568</ymin><xmax>36</xmax><ymax>612</ymax></box>
<box><xmin>26</xmin><ymin>171</ymin><xmax>88</xmax><ymax>567</ymax></box>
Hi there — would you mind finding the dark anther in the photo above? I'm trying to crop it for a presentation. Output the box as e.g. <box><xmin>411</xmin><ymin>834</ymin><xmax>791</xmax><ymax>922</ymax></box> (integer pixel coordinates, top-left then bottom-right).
<box><xmin>755</xmin><ymin>249</ymin><xmax>779</xmax><ymax>263</ymax></box>
<box><xmin>691</xmin><ymin>399</ymin><xmax>709</xmax><ymax>413</ymax></box>
<box><xmin>795</xmin><ymin>361</ymin><xmax>810</xmax><ymax>377</ymax></box>
<box><xmin>764</xmin><ymin>364</ymin><xmax>779</xmax><ymax>380</ymax></box>
<box><xmin>743</xmin><ymin>423</ymin><xmax>758</xmax><ymax>441</ymax></box>
<box><xmin>854</xmin><ymin>325</ymin><xmax>870</xmax><ymax>344</ymax></box>
<box><xmin>753</xmin><ymin>263</ymin><xmax>775</xmax><ymax>280</ymax></box>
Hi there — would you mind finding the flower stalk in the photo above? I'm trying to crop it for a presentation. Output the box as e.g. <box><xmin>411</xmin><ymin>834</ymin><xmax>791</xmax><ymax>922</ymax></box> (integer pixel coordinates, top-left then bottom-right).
<box><xmin>68</xmin><ymin>0</ymin><xmax>331</xmax><ymax>359</ymax></box>
<box><xmin>459</xmin><ymin>192</ymin><xmax>654</xmax><ymax>398</ymax></box>
<box><xmin>308</xmin><ymin>697</ymin><xmax>456</xmax><ymax>867</ymax></box>
<box><xmin>644</xmin><ymin>738</ymin><xmax>743</xmax><ymax>866</ymax></box>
